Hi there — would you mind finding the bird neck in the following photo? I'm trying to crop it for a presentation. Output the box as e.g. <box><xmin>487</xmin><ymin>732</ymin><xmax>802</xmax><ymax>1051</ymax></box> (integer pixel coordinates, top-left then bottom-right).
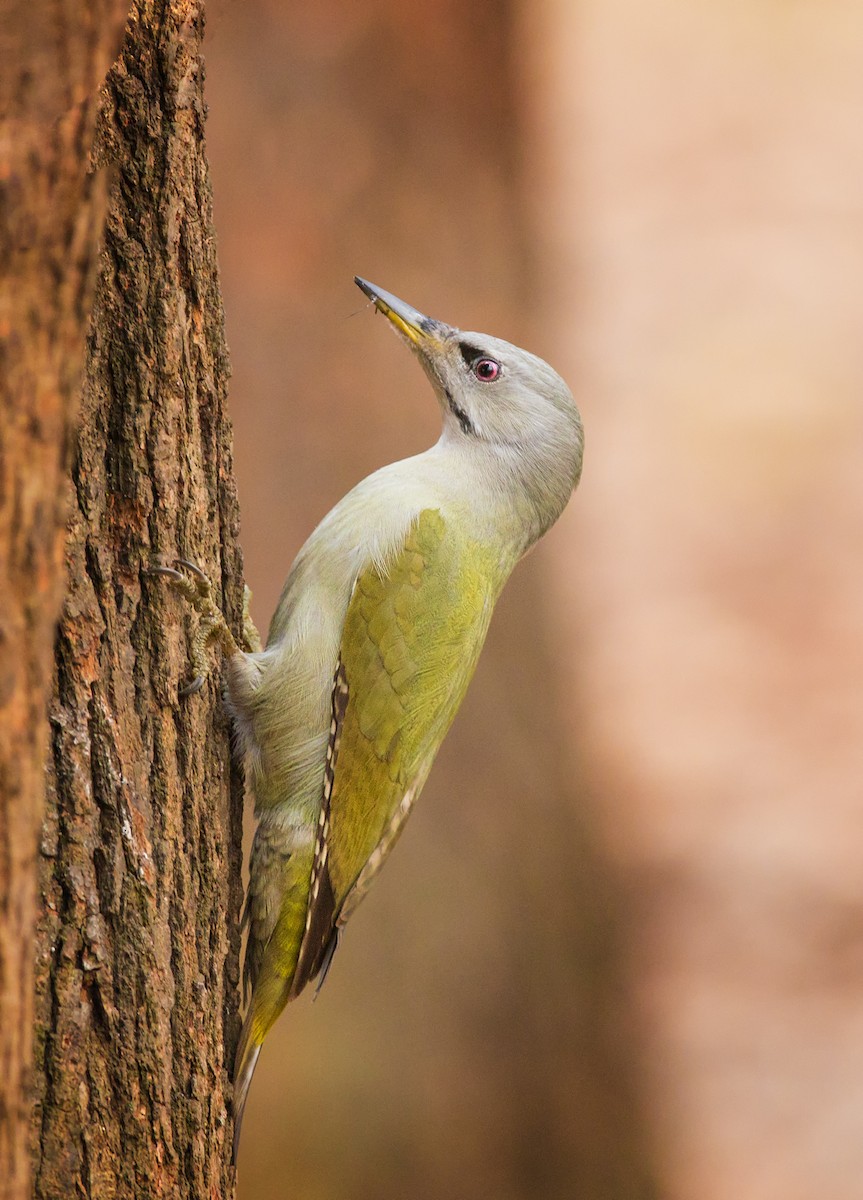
<box><xmin>425</xmin><ymin>434</ymin><xmax>573</xmax><ymax>562</ymax></box>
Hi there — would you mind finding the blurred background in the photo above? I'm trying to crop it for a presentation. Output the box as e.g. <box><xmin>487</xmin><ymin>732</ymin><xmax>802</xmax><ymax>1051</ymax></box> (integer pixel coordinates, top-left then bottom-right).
<box><xmin>204</xmin><ymin>2</ymin><xmax>863</xmax><ymax>1197</ymax></box>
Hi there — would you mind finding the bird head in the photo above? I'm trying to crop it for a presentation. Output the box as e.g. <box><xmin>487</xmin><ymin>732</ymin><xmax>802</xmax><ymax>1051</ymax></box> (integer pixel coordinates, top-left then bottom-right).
<box><xmin>355</xmin><ymin>277</ymin><xmax>584</xmax><ymax>533</ymax></box>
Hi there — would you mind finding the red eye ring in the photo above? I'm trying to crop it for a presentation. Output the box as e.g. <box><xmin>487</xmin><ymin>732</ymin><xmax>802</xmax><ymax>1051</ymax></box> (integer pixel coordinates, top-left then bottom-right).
<box><xmin>473</xmin><ymin>358</ymin><xmax>500</xmax><ymax>382</ymax></box>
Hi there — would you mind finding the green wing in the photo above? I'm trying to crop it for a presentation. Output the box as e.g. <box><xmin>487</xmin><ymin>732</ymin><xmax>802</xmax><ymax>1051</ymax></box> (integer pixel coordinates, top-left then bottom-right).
<box><xmin>292</xmin><ymin>507</ymin><xmax>495</xmax><ymax>992</ymax></box>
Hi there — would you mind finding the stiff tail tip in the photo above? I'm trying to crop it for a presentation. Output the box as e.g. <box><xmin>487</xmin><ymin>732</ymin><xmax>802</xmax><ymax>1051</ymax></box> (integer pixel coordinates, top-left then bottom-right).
<box><xmin>232</xmin><ymin>1016</ymin><xmax>262</xmax><ymax>1164</ymax></box>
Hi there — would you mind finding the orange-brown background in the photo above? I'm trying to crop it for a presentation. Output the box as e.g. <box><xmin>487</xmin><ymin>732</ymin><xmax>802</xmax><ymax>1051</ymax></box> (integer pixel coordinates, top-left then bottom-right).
<box><xmin>204</xmin><ymin>2</ymin><xmax>863</xmax><ymax>1198</ymax></box>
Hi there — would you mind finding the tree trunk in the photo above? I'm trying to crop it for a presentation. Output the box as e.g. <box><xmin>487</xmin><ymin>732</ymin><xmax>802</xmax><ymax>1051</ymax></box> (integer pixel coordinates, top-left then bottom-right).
<box><xmin>1</xmin><ymin>4</ymin><xmax>129</xmax><ymax>1196</ymax></box>
<box><xmin>27</xmin><ymin>2</ymin><xmax>245</xmax><ymax>1197</ymax></box>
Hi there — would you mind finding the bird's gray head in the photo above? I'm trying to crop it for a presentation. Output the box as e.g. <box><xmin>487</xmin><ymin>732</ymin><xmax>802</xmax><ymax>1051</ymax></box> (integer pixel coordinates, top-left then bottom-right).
<box><xmin>355</xmin><ymin>277</ymin><xmax>584</xmax><ymax>535</ymax></box>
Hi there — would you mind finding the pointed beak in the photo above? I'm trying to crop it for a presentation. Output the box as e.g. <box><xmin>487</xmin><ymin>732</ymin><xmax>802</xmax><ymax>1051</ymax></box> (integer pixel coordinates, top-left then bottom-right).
<box><xmin>354</xmin><ymin>277</ymin><xmax>449</xmax><ymax>348</ymax></box>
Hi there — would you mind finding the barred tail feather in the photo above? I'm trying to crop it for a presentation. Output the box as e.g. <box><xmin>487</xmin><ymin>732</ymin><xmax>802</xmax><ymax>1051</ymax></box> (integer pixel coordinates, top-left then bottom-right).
<box><xmin>232</xmin><ymin>1011</ymin><xmax>262</xmax><ymax>1163</ymax></box>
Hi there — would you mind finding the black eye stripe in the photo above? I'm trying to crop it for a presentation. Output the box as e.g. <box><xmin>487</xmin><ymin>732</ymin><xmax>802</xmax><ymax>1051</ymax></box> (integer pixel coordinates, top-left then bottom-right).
<box><xmin>458</xmin><ymin>341</ymin><xmax>483</xmax><ymax>366</ymax></box>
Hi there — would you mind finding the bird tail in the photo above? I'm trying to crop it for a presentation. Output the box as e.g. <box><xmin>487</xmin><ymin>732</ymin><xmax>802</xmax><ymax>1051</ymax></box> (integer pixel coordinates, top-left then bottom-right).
<box><xmin>232</xmin><ymin>1010</ymin><xmax>262</xmax><ymax>1164</ymax></box>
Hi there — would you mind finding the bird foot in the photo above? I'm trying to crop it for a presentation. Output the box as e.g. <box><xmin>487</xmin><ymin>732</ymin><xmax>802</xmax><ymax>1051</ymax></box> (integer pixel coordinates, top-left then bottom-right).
<box><xmin>146</xmin><ymin>557</ymin><xmax>240</xmax><ymax>695</ymax></box>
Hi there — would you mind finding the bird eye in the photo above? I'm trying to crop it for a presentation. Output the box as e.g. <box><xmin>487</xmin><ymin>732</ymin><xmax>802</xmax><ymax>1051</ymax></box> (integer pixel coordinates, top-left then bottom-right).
<box><xmin>473</xmin><ymin>358</ymin><xmax>500</xmax><ymax>382</ymax></box>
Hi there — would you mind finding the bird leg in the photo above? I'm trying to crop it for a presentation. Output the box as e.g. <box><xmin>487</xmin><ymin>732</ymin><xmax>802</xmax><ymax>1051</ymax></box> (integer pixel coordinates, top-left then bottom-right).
<box><xmin>146</xmin><ymin>557</ymin><xmax>260</xmax><ymax>695</ymax></box>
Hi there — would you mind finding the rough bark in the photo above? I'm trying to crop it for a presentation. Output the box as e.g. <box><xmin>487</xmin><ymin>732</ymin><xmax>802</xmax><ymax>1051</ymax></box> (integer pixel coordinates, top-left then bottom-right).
<box><xmin>0</xmin><ymin>4</ymin><xmax>129</xmax><ymax>1196</ymax></box>
<box><xmin>28</xmin><ymin>2</ymin><xmax>244</xmax><ymax>1197</ymax></box>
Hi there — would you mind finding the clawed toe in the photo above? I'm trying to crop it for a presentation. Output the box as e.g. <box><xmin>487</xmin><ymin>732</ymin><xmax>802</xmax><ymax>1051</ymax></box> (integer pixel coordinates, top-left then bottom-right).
<box><xmin>144</xmin><ymin>564</ymin><xmax>186</xmax><ymax>583</ymax></box>
<box><xmin>179</xmin><ymin>674</ymin><xmax>206</xmax><ymax>697</ymax></box>
<box><xmin>146</xmin><ymin>556</ymin><xmax>238</xmax><ymax>698</ymax></box>
<box><xmin>147</xmin><ymin>558</ymin><xmax>213</xmax><ymax>611</ymax></box>
<box><xmin>175</xmin><ymin>557</ymin><xmax>211</xmax><ymax>585</ymax></box>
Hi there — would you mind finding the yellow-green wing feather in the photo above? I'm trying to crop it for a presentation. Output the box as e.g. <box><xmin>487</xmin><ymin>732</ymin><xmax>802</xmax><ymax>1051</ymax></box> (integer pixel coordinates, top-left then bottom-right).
<box><xmin>326</xmin><ymin>508</ymin><xmax>494</xmax><ymax>908</ymax></box>
<box><xmin>289</xmin><ymin>507</ymin><xmax>495</xmax><ymax>993</ymax></box>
